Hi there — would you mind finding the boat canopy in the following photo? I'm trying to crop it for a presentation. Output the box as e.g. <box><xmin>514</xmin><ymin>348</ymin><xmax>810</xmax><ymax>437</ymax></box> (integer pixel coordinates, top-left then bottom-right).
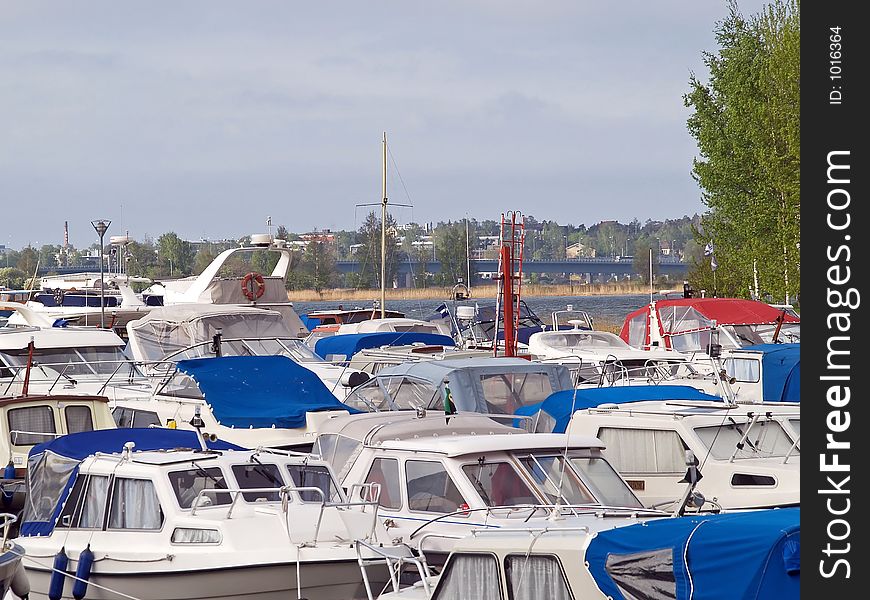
<box><xmin>345</xmin><ymin>357</ymin><xmax>573</xmax><ymax>414</ymax></box>
<box><xmin>742</xmin><ymin>343</ymin><xmax>800</xmax><ymax>402</ymax></box>
<box><xmin>126</xmin><ymin>304</ymin><xmax>291</xmax><ymax>362</ymax></box>
<box><xmin>585</xmin><ymin>507</ymin><xmax>800</xmax><ymax>600</ymax></box>
<box><xmin>176</xmin><ymin>355</ymin><xmax>359</xmax><ymax>429</ymax></box>
<box><xmin>314</xmin><ymin>332</ymin><xmax>456</xmax><ymax>361</ymax></box>
<box><xmin>515</xmin><ymin>385</ymin><xmax>723</xmax><ymax>433</ymax></box>
<box><xmin>20</xmin><ymin>428</ymin><xmax>241</xmax><ymax>537</ymax></box>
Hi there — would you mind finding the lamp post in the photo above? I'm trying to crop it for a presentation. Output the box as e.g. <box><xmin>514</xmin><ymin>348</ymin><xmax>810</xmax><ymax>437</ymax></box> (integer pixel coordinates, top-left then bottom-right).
<box><xmin>91</xmin><ymin>219</ymin><xmax>111</xmax><ymax>328</ymax></box>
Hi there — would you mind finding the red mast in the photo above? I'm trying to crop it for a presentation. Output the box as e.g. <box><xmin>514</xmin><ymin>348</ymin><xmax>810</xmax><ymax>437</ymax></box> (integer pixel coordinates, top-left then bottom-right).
<box><xmin>494</xmin><ymin>212</ymin><xmax>525</xmax><ymax>357</ymax></box>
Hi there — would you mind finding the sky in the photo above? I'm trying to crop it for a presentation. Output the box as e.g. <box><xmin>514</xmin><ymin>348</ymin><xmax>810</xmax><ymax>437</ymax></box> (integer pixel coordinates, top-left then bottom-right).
<box><xmin>1</xmin><ymin>0</ymin><xmax>771</xmax><ymax>250</ymax></box>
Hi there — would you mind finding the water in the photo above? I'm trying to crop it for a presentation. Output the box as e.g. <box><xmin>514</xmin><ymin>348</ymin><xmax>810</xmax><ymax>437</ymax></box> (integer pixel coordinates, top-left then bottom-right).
<box><xmin>291</xmin><ymin>294</ymin><xmax>651</xmax><ymax>331</ymax></box>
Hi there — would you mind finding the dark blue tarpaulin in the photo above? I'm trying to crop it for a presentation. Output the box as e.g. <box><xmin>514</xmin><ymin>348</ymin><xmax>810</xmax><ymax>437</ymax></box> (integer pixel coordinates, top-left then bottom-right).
<box><xmin>515</xmin><ymin>385</ymin><xmax>723</xmax><ymax>432</ymax></box>
<box><xmin>177</xmin><ymin>355</ymin><xmax>359</xmax><ymax>429</ymax></box>
<box><xmin>742</xmin><ymin>344</ymin><xmax>800</xmax><ymax>402</ymax></box>
<box><xmin>586</xmin><ymin>507</ymin><xmax>800</xmax><ymax>600</ymax></box>
<box><xmin>314</xmin><ymin>332</ymin><xmax>456</xmax><ymax>360</ymax></box>
<box><xmin>31</xmin><ymin>427</ymin><xmax>243</xmax><ymax>460</ymax></box>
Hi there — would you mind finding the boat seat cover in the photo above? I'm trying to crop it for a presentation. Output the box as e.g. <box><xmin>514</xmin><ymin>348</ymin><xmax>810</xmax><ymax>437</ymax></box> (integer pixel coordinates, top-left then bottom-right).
<box><xmin>314</xmin><ymin>332</ymin><xmax>456</xmax><ymax>361</ymax></box>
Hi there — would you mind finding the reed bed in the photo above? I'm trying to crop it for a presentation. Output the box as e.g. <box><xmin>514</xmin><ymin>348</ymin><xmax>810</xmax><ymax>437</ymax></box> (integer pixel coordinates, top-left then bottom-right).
<box><xmin>285</xmin><ymin>282</ymin><xmax>650</xmax><ymax>302</ymax></box>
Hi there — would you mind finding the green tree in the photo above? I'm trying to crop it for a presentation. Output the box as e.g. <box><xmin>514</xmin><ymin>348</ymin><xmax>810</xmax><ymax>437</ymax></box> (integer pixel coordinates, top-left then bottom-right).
<box><xmin>156</xmin><ymin>233</ymin><xmax>195</xmax><ymax>277</ymax></box>
<box><xmin>684</xmin><ymin>0</ymin><xmax>799</xmax><ymax>300</ymax></box>
<box><xmin>434</xmin><ymin>221</ymin><xmax>471</xmax><ymax>286</ymax></box>
<box><xmin>16</xmin><ymin>247</ymin><xmax>38</xmax><ymax>276</ymax></box>
<box><xmin>298</xmin><ymin>240</ymin><xmax>337</xmax><ymax>292</ymax></box>
<box><xmin>0</xmin><ymin>267</ymin><xmax>27</xmax><ymax>289</ymax></box>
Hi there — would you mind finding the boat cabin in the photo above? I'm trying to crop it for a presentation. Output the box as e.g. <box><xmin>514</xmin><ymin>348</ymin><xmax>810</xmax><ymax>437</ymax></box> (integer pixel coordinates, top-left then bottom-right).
<box><xmin>519</xmin><ymin>386</ymin><xmax>800</xmax><ymax>510</ymax></box>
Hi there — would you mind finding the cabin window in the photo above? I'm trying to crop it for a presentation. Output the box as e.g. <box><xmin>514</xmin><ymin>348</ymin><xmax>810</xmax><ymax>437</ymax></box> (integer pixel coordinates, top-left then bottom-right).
<box><xmin>479</xmin><ymin>372</ymin><xmax>553</xmax><ymax>414</ymax></box>
<box><xmin>363</xmin><ymin>458</ymin><xmax>402</xmax><ymax>509</ymax></box>
<box><xmin>605</xmin><ymin>548</ymin><xmax>676</xmax><ymax>600</ymax></box>
<box><xmin>626</xmin><ymin>313</ymin><xmax>647</xmax><ymax>348</ymax></box>
<box><xmin>433</xmin><ymin>553</ymin><xmax>502</xmax><ymax>600</ymax></box>
<box><xmin>384</xmin><ymin>377</ymin><xmax>439</xmax><ymax>410</ymax></box>
<box><xmin>112</xmin><ymin>407</ymin><xmax>133</xmax><ymax>428</ymax></box>
<box><xmin>108</xmin><ymin>478</ymin><xmax>163</xmax><ymax>530</ymax></box>
<box><xmin>406</xmin><ymin>461</ymin><xmax>466</xmax><ymax>514</ymax></box>
<box><xmin>344</xmin><ymin>379</ymin><xmax>388</xmax><ymax>412</ymax></box>
<box><xmin>8</xmin><ymin>405</ymin><xmax>56</xmax><ymax>445</ymax></box>
<box><xmin>514</xmin><ymin>455</ymin><xmax>595</xmax><ymax>506</ymax></box>
<box><xmin>462</xmin><ymin>462</ymin><xmax>538</xmax><ymax>507</ymax></box>
<box><xmin>287</xmin><ymin>464</ymin><xmax>339</xmax><ymax>503</ymax></box>
<box><xmin>694</xmin><ymin>421</ymin><xmax>797</xmax><ymax>460</ymax></box>
<box><xmin>64</xmin><ymin>406</ymin><xmax>94</xmax><ymax>434</ymax></box>
<box><xmin>597</xmin><ymin>428</ymin><xmax>687</xmax><ymax>475</ymax></box>
<box><xmin>569</xmin><ymin>457</ymin><xmax>644</xmax><ymax>508</ymax></box>
<box><xmin>231</xmin><ymin>463</ymin><xmax>284</xmax><ymax>502</ymax></box>
<box><xmin>505</xmin><ymin>554</ymin><xmax>574</xmax><ymax>600</ymax></box>
<box><xmin>57</xmin><ymin>475</ymin><xmax>109</xmax><ymax>529</ymax></box>
<box><xmin>788</xmin><ymin>419</ymin><xmax>800</xmax><ymax>437</ymax></box>
<box><xmin>168</xmin><ymin>467</ymin><xmax>231</xmax><ymax>509</ymax></box>
<box><xmin>723</xmin><ymin>358</ymin><xmax>761</xmax><ymax>383</ymax></box>
<box><xmin>23</xmin><ymin>450</ymin><xmax>80</xmax><ymax>524</ymax></box>
<box><xmin>132</xmin><ymin>410</ymin><xmax>161</xmax><ymax>428</ymax></box>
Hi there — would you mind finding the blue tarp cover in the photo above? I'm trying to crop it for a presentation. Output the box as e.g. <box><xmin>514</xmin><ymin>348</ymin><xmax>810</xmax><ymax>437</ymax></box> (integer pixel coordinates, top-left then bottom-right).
<box><xmin>22</xmin><ymin>428</ymin><xmax>243</xmax><ymax>537</ymax></box>
<box><xmin>742</xmin><ymin>344</ymin><xmax>800</xmax><ymax>402</ymax></box>
<box><xmin>177</xmin><ymin>355</ymin><xmax>359</xmax><ymax>429</ymax></box>
<box><xmin>515</xmin><ymin>385</ymin><xmax>723</xmax><ymax>432</ymax></box>
<box><xmin>586</xmin><ymin>507</ymin><xmax>800</xmax><ymax>600</ymax></box>
<box><xmin>31</xmin><ymin>427</ymin><xmax>243</xmax><ymax>460</ymax></box>
<box><xmin>314</xmin><ymin>332</ymin><xmax>456</xmax><ymax>360</ymax></box>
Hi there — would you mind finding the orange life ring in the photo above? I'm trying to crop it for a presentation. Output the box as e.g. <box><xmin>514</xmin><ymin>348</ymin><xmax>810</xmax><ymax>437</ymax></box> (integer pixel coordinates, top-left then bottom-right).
<box><xmin>241</xmin><ymin>272</ymin><xmax>266</xmax><ymax>300</ymax></box>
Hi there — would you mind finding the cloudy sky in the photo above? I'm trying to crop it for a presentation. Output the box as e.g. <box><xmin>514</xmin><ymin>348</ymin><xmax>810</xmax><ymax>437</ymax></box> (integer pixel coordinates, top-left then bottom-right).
<box><xmin>1</xmin><ymin>0</ymin><xmax>769</xmax><ymax>249</ymax></box>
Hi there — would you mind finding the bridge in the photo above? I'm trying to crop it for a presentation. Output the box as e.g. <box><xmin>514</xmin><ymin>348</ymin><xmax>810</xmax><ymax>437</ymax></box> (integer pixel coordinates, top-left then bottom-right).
<box><xmin>338</xmin><ymin>257</ymin><xmax>688</xmax><ymax>286</ymax></box>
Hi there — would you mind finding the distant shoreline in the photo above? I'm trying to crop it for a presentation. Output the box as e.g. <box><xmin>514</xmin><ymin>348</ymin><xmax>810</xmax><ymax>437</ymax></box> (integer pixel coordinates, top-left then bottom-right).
<box><xmin>286</xmin><ymin>282</ymin><xmax>652</xmax><ymax>302</ymax></box>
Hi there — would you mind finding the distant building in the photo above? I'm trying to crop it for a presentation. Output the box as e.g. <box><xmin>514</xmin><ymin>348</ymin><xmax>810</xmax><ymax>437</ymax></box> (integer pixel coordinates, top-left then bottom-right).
<box><xmin>566</xmin><ymin>242</ymin><xmax>595</xmax><ymax>259</ymax></box>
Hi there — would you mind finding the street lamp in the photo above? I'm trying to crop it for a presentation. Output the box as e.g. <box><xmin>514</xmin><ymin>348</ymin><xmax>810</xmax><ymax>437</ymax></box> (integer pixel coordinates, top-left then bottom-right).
<box><xmin>90</xmin><ymin>219</ymin><xmax>111</xmax><ymax>328</ymax></box>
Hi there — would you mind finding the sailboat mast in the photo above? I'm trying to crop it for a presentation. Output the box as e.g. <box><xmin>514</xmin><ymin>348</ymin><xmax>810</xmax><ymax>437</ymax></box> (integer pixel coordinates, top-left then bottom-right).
<box><xmin>465</xmin><ymin>216</ymin><xmax>472</xmax><ymax>296</ymax></box>
<box><xmin>381</xmin><ymin>132</ymin><xmax>388</xmax><ymax>318</ymax></box>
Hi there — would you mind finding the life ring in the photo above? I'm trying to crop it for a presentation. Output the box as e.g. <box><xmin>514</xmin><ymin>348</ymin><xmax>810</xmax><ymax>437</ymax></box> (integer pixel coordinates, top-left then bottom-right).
<box><xmin>241</xmin><ymin>272</ymin><xmax>266</xmax><ymax>300</ymax></box>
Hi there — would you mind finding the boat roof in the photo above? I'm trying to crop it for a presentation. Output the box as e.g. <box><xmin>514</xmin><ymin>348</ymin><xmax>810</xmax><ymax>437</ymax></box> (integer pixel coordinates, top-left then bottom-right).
<box><xmin>315</xmin><ymin>411</ymin><xmax>604</xmax><ymax>455</ymax></box>
<box><xmin>372</xmin><ymin>356</ymin><xmax>565</xmax><ymax>380</ymax></box>
<box><xmin>314</xmin><ymin>332</ymin><xmax>456</xmax><ymax>360</ymax></box>
<box><xmin>128</xmin><ymin>303</ymin><xmax>285</xmax><ymax>325</ymax></box>
<box><xmin>626</xmin><ymin>298</ymin><xmax>801</xmax><ymax>327</ymax></box>
<box><xmin>0</xmin><ymin>323</ymin><xmax>125</xmax><ymax>349</ymax></box>
<box><xmin>0</xmin><ymin>394</ymin><xmax>109</xmax><ymax>409</ymax></box>
<box><xmin>174</xmin><ymin>355</ymin><xmax>359</xmax><ymax>429</ymax></box>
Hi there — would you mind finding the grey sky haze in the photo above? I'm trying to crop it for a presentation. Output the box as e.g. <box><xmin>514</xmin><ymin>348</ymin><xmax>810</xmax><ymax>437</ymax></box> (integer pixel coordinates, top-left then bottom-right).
<box><xmin>1</xmin><ymin>0</ymin><xmax>769</xmax><ymax>249</ymax></box>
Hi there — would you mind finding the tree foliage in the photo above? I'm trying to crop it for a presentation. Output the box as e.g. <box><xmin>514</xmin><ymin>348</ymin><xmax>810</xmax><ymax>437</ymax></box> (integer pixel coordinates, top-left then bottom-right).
<box><xmin>354</xmin><ymin>211</ymin><xmax>398</xmax><ymax>289</ymax></box>
<box><xmin>685</xmin><ymin>0</ymin><xmax>799</xmax><ymax>301</ymax></box>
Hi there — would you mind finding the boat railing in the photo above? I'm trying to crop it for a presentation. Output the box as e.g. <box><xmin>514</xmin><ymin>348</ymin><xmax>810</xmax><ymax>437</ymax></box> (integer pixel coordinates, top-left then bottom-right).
<box><xmin>190</xmin><ymin>483</ymin><xmax>382</xmax><ymax>545</ymax></box>
<box><xmin>9</xmin><ymin>429</ymin><xmax>62</xmax><ymax>445</ymax></box>
<box><xmin>1</xmin><ymin>512</ymin><xmax>17</xmax><ymax>550</ymax></box>
<box><xmin>782</xmin><ymin>433</ymin><xmax>800</xmax><ymax>464</ymax></box>
<box><xmin>157</xmin><ymin>336</ymin><xmax>320</xmax><ymax>364</ymax></box>
<box><xmin>1</xmin><ymin>358</ymin><xmax>148</xmax><ymax>395</ymax></box>
<box><xmin>356</xmin><ymin>538</ymin><xmax>433</xmax><ymax>600</ymax></box>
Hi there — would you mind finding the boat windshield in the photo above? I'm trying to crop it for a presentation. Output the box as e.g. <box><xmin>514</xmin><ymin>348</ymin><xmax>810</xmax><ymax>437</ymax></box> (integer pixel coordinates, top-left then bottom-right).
<box><xmin>0</xmin><ymin>346</ymin><xmax>131</xmax><ymax>377</ymax></box>
<box><xmin>165</xmin><ymin>338</ymin><xmax>324</xmax><ymax>363</ymax></box>
<box><xmin>461</xmin><ymin>461</ymin><xmax>538</xmax><ymax>507</ymax></box>
<box><xmin>694</xmin><ymin>420</ymin><xmax>798</xmax><ymax>459</ymax></box>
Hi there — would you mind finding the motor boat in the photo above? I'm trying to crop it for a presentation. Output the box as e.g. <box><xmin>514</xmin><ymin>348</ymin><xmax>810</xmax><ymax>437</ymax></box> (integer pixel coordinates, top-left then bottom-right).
<box><xmin>0</xmin><ymin>512</ymin><xmax>30</xmax><ymax>599</ymax></box>
<box><xmin>369</xmin><ymin>507</ymin><xmax>800</xmax><ymax>600</ymax></box>
<box><xmin>342</xmin><ymin>357</ymin><xmax>573</xmax><ymax>419</ymax></box>
<box><xmin>516</xmin><ymin>385</ymin><xmax>800</xmax><ymax>510</ymax></box>
<box><xmin>124</xmin><ymin>303</ymin><xmax>370</xmax><ymax>399</ymax></box>
<box><xmin>142</xmin><ymin>234</ymin><xmax>309</xmax><ymax>337</ymax></box>
<box><xmin>111</xmin><ymin>355</ymin><xmax>360</xmax><ymax>451</ymax></box>
<box><xmin>16</xmin><ymin>427</ymin><xmax>411</xmax><ymax>600</ymax></box>
<box><xmin>0</xmin><ymin>302</ymin><xmax>151</xmax><ymax>401</ymax></box>
<box><xmin>313</xmin><ymin>411</ymin><xmax>658</xmax><ymax>564</ymax></box>
<box><xmin>620</xmin><ymin>297</ymin><xmax>800</xmax><ymax>354</ymax></box>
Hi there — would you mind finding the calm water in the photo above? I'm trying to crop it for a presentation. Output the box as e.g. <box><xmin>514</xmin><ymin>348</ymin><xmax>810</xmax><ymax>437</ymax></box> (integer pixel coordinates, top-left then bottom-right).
<box><xmin>292</xmin><ymin>294</ymin><xmax>651</xmax><ymax>330</ymax></box>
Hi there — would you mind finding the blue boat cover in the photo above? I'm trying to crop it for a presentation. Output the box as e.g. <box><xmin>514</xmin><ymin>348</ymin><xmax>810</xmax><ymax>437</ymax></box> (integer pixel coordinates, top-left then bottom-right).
<box><xmin>298</xmin><ymin>314</ymin><xmax>322</xmax><ymax>331</ymax></box>
<box><xmin>21</xmin><ymin>428</ymin><xmax>243</xmax><ymax>537</ymax></box>
<box><xmin>515</xmin><ymin>385</ymin><xmax>723</xmax><ymax>432</ymax></box>
<box><xmin>586</xmin><ymin>507</ymin><xmax>800</xmax><ymax>600</ymax></box>
<box><xmin>30</xmin><ymin>427</ymin><xmax>243</xmax><ymax>461</ymax></box>
<box><xmin>742</xmin><ymin>344</ymin><xmax>800</xmax><ymax>402</ymax></box>
<box><xmin>176</xmin><ymin>355</ymin><xmax>359</xmax><ymax>429</ymax></box>
<box><xmin>314</xmin><ymin>332</ymin><xmax>456</xmax><ymax>360</ymax></box>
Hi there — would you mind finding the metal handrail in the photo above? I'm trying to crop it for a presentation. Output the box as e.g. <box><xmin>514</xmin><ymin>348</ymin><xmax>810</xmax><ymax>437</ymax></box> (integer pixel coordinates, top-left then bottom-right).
<box><xmin>356</xmin><ymin>539</ymin><xmax>432</xmax><ymax>600</ymax></box>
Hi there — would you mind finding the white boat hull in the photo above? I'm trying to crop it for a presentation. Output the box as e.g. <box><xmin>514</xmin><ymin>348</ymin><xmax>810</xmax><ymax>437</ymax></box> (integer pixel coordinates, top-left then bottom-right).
<box><xmin>23</xmin><ymin>559</ymin><xmax>386</xmax><ymax>600</ymax></box>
